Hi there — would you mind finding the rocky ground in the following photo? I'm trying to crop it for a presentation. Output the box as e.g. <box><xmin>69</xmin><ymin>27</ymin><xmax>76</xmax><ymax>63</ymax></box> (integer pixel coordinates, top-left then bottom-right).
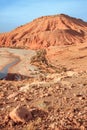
<box><xmin>0</xmin><ymin>44</ymin><xmax>87</xmax><ymax>130</ymax></box>
<box><xmin>0</xmin><ymin>66</ymin><xmax>87</xmax><ymax>130</ymax></box>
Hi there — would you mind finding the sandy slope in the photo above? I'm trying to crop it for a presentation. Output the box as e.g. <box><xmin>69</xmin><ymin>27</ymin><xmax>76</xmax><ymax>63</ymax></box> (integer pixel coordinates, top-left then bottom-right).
<box><xmin>47</xmin><ymin>42</ymin><xmax>87</xmax><ymax>72</ymax></box>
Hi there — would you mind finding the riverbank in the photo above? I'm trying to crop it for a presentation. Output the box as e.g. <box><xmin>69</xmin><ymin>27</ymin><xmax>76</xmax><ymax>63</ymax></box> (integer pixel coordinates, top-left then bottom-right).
<box><xmin>0</xmin><ymin>49</ymin><xmax>15</xmax><ymax>70</ymax></box>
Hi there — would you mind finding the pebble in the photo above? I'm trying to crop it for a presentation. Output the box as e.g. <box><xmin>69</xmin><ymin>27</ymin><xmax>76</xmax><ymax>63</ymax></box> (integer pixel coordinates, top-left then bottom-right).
<box><xmin>20</xmin><ymin>84</ymin><xmax>30</xmax><ymax>92</ymax></box>
<box><xmin>7</xmin><ymin>92</ymin><xmax>18</xmax><ymax>99</ymax></box>
<box><xmin>66</xmin><ymin>71</ymin><xmax>78</xmax><ymax>77</ymax></box>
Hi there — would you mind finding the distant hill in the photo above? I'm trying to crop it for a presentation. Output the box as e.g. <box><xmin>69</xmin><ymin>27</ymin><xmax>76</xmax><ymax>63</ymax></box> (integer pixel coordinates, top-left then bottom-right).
<box><xmin>0</xmin><ymin>14</ymin><xmax>87</xmax><ymax>49</ymax></box>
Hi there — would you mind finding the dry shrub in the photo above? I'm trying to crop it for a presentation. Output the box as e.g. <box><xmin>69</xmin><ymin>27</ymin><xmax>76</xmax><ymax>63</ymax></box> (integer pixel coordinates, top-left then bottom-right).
<box><xmin>30</xmin><ymin>49</ymin><xmax>48</xmax><ymax>65</ymax></box>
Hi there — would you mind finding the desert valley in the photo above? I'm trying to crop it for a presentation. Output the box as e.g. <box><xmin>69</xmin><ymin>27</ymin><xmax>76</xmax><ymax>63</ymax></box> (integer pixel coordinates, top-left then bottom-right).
<box><xmin>0</xmin><ymin>14</ymin><xmax>87</xmax><ymax>130</ymax></box>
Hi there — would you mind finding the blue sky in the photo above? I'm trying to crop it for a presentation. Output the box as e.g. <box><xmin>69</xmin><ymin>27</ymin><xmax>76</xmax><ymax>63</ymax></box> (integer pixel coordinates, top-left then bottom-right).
<box><xmin>0</xmin><ymin>0</ymin><xmax>87</xmax><ymax>32</ymax></box>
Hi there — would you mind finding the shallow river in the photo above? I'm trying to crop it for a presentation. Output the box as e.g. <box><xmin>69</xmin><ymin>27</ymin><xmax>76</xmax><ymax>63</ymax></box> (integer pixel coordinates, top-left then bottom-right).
<box><xmin>0</xmin><ymin>56</ymin><xmax>20</xmax><ymax>79</ymax></box>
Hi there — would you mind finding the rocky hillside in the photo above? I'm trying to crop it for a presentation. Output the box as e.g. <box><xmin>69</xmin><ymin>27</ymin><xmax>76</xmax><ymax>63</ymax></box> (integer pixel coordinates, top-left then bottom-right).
<box><xmin>0</xmin><ymin>14</ymin><xmax>87</xmax><ymax>49</ymax></box>
<box><xmin>0</xmin><ymin>69</ymin><xmax>87</xmax><ymax>130</ymax></box>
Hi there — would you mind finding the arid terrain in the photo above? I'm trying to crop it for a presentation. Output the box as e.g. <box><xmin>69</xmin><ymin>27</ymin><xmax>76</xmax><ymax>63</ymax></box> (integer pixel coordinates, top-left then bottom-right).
<box><xmin>0</xmin><ymin>14</ymin><xmax>87</xmax><ymax>49</ymax></box>
<box><xmin>0</xmin><ymin>14</ymin><xmax>87</xmax><ymax>130</ymax></box>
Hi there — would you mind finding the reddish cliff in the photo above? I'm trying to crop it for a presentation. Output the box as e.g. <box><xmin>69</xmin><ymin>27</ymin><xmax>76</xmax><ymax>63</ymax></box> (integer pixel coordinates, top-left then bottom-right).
<box><xmin>0</xmin><ymin>14</ymin><xmax>87</xmax><ymax>49</ymax></box>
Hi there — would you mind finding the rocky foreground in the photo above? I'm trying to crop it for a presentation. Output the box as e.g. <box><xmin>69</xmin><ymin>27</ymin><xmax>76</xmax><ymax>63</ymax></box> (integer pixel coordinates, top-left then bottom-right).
<box><xmin>0</xmin><ymin>67</ymin><xmax>87</xmax><ymax>130</ymax></box>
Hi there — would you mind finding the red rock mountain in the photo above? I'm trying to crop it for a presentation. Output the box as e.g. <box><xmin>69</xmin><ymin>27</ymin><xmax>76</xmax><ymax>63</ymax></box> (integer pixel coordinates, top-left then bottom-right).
<box><xmin>0</xmin><ymin>14</ymin><xmax>87</xmax><ymax>49</ymax></box>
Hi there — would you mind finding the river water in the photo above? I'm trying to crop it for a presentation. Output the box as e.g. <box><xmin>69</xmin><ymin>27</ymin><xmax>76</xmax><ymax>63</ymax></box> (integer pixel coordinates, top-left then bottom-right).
<box><xmin>0</xmin><ymin>57</ymin><xmax>20</xmax><ymax>79</ymax></box>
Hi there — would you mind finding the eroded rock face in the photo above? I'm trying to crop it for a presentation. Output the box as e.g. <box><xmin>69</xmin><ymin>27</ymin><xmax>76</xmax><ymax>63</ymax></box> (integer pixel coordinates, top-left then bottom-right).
<box><xmin>9</xmin><ymin>106</ymin><xmax>32</xmax><ymax>123</ymax></box>
<box><xmin>0</xmin><ymin>14</ymin><xmax>87</xmax><ymax>49</ymax></box>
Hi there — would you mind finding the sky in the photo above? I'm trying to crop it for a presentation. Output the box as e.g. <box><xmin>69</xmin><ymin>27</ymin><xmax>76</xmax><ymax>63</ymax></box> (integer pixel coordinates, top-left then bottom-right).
<box><xmin>0</xmin><ymin>0</ymin><xmax>87</xmax><ymax>33</ymax></box>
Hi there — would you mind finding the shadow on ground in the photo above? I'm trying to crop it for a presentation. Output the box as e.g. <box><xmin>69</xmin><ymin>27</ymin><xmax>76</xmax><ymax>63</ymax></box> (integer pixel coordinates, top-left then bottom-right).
<box><xmin>0</xmin><ymin>72</ymin><xmax>30</xmax><ymax>81</ymax></box>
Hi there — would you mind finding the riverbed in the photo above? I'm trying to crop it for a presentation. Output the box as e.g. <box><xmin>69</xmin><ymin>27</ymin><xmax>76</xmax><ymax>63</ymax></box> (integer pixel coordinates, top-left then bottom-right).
<box><xmin>0</xmin><ymin>48</ymin><xmax>37</xmax><ymax>79</ymax></box>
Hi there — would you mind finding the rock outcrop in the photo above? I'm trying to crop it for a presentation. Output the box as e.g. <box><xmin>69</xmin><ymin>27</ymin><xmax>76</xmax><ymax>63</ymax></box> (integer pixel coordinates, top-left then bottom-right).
<box><xmin>9</xmin><ymin>106</ymin><xmax>32</xmax><ymax>123</ymax></box>
<box><xmin>0</xmin><ymin>14</ymin><xmax>87</xmax><ymax>49</ymax></box>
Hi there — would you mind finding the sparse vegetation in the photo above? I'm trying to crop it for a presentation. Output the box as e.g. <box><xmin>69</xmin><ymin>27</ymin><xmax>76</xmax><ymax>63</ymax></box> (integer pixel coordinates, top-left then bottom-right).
<box><xmin>30</xmin><ymin>49</ymin><xmax>68</xmax><ymax>74</ymax></box>
<box><xmin>30</xmin><ymin>49</ymin><xmax>48</xmax><ymax>65</ymax></box>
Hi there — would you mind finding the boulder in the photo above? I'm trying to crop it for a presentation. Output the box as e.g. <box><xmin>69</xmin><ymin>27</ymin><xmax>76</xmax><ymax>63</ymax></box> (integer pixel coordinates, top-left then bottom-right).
<box><xmin>9</xmin><ymin>105</ymin><xmax>32</xmax><ymax>123</ymax></box>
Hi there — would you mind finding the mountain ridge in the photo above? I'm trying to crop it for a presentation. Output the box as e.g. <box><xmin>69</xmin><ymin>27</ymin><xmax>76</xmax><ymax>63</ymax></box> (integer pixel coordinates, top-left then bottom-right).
<box><xmin>0</xmin><ymin>14</ymin><xmax>87</xmax><ymax>49</ymax></box>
